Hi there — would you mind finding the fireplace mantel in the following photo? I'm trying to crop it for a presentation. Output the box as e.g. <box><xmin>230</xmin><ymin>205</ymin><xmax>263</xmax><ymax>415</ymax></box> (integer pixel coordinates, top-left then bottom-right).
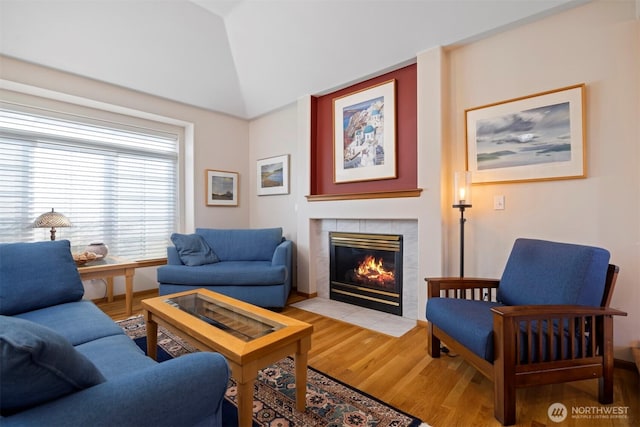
<box><xmin>306</xmin><ymin>188</ymin><xmax>422</xmax><ymax>202</ymax></box>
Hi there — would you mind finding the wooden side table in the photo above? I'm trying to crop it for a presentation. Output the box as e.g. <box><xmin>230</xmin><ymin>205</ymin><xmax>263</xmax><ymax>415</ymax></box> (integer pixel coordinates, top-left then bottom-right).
<box><xmin>78</xmin><ymin>257</ymin><xmax>166</xmax><ymax>315</ymax></box>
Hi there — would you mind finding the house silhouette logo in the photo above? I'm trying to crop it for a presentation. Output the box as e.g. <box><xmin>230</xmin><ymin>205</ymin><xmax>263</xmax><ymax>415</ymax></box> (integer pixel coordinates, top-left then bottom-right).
<box><xmin>548</xmin><ymin>402</ymin><xmax>568</xmax><ymax>422</ymax></box>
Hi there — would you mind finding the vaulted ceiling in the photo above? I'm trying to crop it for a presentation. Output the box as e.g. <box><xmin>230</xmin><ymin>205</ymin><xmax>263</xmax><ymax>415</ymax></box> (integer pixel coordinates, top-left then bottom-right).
<box><xmin>0</xmin><ymin>0</ymin><xmax>586</xmax><ymax>119</ymax></box>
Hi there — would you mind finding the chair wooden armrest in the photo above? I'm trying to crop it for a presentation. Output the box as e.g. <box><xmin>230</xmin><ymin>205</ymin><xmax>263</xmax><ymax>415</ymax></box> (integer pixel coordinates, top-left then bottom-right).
<box><xmin>491</xmin><ymin>304</ymin><xmax>627</xmax><ymax>318</ymax></box>
<box><xmin>426</xmin><ymin>277</ymin><xmax>500</xmax><ymax>300</ymax></box>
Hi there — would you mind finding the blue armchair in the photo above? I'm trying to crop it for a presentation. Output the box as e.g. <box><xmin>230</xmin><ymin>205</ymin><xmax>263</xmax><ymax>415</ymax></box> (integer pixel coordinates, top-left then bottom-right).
<box><xmin>425</xmin><ymin>238</ymin><xmax>627</xmax><ymax>425</ymax></box>
<box><xmin>0</xmin><ymin>240</ymin><xmax>230</xmax><ymax>426</ymax></box>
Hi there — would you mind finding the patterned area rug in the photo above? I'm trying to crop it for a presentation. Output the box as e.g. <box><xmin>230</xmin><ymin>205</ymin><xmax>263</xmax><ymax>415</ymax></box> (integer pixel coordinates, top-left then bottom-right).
<box><xmin>118</xmin><ymin>315</ymin><xmax>424</xmax><ymax>427</ymax></box>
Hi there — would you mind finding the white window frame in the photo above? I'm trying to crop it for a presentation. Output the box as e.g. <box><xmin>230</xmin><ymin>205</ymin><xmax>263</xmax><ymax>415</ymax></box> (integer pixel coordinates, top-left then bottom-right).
<box><xmin>0</xmin><ymin>80</ymin><xmax>195</xmax><ymax>257</ymax></box>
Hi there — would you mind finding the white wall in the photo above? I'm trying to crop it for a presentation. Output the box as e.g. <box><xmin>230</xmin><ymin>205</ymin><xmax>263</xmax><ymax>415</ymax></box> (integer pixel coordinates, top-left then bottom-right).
<box><xmin>248</xmin><ymin>104</ymin><xmax>298</xmax><ymax>240</ymax></box>
<box><xmin>444</xmin><ymin>0</ymin><xmax>639</xmax><ymax>361</ymax></box>
<box><xmin>248</xmin><ymin>104</ymin><xmax>300</xmax><ymax>286</ymax></box>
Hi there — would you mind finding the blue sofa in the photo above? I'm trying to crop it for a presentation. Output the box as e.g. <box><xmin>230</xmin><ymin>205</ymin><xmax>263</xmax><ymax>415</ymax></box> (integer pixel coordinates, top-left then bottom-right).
<box><xmin>0</xmin><ymin>240</ymin><xmax>230</xmax><ymax>427</ymax></box>
<box><xmin>157</xmin><ymin>228</ymin><xmax>293</xmax><ymax>308</ymax></box>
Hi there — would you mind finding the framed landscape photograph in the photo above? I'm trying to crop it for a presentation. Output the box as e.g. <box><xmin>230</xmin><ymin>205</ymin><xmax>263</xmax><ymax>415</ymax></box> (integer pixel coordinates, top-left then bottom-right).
<box><xmin>205</xmin><ymin>169</ymin><xmax>238</xmax><ymax>206</ymax></box>
<box><xmin>257</xmin><ymin>154</ymin><xmax>289</xmax><ymax>196</ymax></box>
<box><xmin>333</xmin><ymin>79</ymin><xmax>397</xmax><ymax>183</ymax></box>
<box><xmin>465</xmin><ymin>84</ymin><xmax>586</xmax><ymax>184</ymax></box>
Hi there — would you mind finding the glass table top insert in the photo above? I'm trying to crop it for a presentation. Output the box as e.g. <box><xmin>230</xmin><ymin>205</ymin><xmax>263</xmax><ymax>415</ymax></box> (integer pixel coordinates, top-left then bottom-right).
<box><xmin>165</xmin><ymin>293</ymin><xmax>284</xmax><ymax>342</ymax></box>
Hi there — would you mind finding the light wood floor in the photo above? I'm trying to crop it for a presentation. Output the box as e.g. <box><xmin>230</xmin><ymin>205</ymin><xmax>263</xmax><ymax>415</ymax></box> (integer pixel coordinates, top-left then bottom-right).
<box><xmin>98</xmin><ymin>291</ymin><xmax>639</xmax><ymax>427</ymax></box>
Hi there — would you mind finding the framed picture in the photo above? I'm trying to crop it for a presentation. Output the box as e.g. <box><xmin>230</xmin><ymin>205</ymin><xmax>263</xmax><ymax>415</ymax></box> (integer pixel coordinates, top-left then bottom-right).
<box><xmin>333</xmin><ymin>79</ymin><xmax>397</xmax><ymax>183</ymax></box>
<box><xmin>465</xmin><ymin>84</ymin><xmax>586</xmax><ymax>184</ymax></box>
<box><xmin>205</xmin><ymin>169</ymin><xmax>238</xmax><ymax>206</ymax></box>
<box><xmin>257</xmin><ymin>154</ymin><xmax>289</xmax><ymax>196</ymax></box>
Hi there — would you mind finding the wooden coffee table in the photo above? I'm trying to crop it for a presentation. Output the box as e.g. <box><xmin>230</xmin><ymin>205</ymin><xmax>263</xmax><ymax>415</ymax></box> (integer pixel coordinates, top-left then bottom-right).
<box><xmin>141</xmin><ymin>289</ymin><xmax>313</xmax><ymax>427</ymax></box>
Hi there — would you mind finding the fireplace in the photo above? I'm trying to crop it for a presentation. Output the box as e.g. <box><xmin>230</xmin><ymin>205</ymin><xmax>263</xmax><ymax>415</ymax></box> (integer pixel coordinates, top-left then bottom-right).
<box><xmin>329</xmin><ymin>232</ymin><xmax>402</xmax><ymax>316</ymax></box>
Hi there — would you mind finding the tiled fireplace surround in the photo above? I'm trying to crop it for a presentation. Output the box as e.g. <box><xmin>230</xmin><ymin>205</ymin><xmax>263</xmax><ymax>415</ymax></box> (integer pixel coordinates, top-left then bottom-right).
<box><xmin>310</xmin><ymin>218</ymin><xmax>419</xmax><ymax>321</ymax></box>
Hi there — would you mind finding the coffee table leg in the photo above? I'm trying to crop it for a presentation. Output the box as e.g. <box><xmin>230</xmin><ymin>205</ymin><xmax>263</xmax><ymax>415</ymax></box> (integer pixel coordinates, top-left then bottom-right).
<box><xmin>295</xmin><ymin>336</ymin><xmax>311</xmax><ymax>412</ymax></box>
<box><xmin>144</xmin><ymin>311</ymin><xmax>158</xmax><ymax>360</ymax></box>
<box><xmin>236</xmin><ymin>378</ymin><xmax>255</xmax><ymax>427</ymax></box>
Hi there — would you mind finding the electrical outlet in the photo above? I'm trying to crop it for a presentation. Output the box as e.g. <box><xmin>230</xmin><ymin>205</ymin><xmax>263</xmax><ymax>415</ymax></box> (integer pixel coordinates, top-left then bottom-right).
<box><xmin>494</xmin><ymin>195</ymin><xmax>505</xmax><ymax>210</ymax></box>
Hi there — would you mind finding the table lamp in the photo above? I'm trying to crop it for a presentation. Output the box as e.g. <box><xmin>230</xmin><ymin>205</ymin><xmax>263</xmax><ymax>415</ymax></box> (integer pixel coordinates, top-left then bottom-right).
<box><xmin>33</xmin><ymin>208</ymin><xmax>72</xmax><ymax>241</ymax></box>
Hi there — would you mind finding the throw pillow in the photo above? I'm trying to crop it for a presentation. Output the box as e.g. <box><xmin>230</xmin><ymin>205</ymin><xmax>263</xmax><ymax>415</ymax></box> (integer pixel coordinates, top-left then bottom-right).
<box><xmin>171</xmin><ymin>233</ymin><xmax>219</xmax><ymax>266</ymax></box>
<box><xmin>0</xmin><ymin>316</ymin><xmax>106</xmax><ymax>415</ymax></box>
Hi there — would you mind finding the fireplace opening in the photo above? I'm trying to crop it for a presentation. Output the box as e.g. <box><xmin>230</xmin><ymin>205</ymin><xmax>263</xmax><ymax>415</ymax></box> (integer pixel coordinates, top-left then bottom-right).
<box><xmin>329</xmin><ymin>232</ymin><xmax>402</xmax><ymax>316</ymax></box>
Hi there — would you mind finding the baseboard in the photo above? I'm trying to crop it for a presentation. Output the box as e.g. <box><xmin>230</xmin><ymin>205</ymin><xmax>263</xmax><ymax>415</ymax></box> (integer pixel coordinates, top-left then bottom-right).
<box><xmin>296</xmin><ymin>291</ymin><xmax>318</xmax><ymax>299</ymax></box>
<box><xmin>92</xmin><ymin>288</ymin><xmax>157</xmax><ymax>303</ymax></box>
<box><xmin>616</xmin><ymin>352</ymin><xmax>640</xmax><ymax>374</ymax></box>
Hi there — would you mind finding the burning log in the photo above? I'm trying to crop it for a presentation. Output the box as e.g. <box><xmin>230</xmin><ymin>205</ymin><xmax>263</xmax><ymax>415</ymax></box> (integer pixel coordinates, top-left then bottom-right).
<box><xmin>352</xmin><ymin>255</ymin><xmax>395</xmax><ymax>288</ymax></box>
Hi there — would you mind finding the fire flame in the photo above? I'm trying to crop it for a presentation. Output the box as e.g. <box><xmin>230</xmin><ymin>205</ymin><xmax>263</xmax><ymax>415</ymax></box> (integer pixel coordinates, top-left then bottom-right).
<box><xmin>355</xmin><ymin>255</ymin><xmax>395</xmax><ymax>286</ymax></box>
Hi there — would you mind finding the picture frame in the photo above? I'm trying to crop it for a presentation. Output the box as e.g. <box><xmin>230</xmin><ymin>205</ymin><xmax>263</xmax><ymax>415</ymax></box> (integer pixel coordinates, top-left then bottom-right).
<box><xmin>333</xmin><ymin>79</ymin><xmax>397</xmax><ymax>183</ymax></box>
<box><xmin>465</xmin><ymin>84</ymin><xmax>586</xmax><ymax>184</ymax></box>
<box><xmin>205</xmin><ymin>169</ymin><xmax>238</xmax><ymax>206</ymax></box>
<box><xmin>257</xmin><ymin>154</ymin><xmax>289</xmax><ymax>196</ymax></box>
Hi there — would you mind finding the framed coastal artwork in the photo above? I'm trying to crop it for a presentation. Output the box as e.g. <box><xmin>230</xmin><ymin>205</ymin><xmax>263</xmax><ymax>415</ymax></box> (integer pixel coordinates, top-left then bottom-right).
<box><xmin>465</xmin><ymin>84</ymin><xmax>586</xmax><ymax>184</ymax></box>
<box><xmin>333</xmin><ymin>79</ymin><xmax>397</xmax><ymax>183</ymax></box>
<box><xmin>257</xmin><ymin>154</ymin><xmax>289</xmax><ymax>196</ymax></box>
<box><xmin>205</xmin><ymin>169</ymin><xmax>238</xmax><ymax>206</ymax></box>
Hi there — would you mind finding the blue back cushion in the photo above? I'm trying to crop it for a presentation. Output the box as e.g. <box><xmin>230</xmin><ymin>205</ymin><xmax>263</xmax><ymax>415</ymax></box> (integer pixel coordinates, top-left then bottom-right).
<box><xmin>0</xmin><ymin>316</ymin><xmax>106</xmax><ymax>415</ymax></box>
<box><xmin>0</xmin><ymin>240</ymin><xmax>84</xmax><ymax>315</ymax></box>
<box><xmin>170</xmin><ymin>233</ymin><xmax>219</xmax><ymax>266</ymax></box>
<box><xmin>497</xmin><ymin>238</ymin><xmax>610</xmax><ymax>307</ymax></box>
<box><xmin>196</xmin><ymin>228</ymin><xmax>283</xmax><ymax>261</ymax></box>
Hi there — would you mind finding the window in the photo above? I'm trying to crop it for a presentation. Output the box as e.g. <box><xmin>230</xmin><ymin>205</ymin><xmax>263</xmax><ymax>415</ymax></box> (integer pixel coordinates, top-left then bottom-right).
<box><xmin>0</xmin><ymin>105</ymin><xmax>179</xmax><ymax>260</ymax></box>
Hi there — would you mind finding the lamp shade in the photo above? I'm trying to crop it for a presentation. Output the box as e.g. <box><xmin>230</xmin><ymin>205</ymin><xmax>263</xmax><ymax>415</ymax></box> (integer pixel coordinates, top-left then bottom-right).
<box><xmin>33</xmin><ymin>209</ymin><xmax>72</xmax><ymax>228</ymax></box>
<box><xmin>453</xmin><ymin>171</ymin><xmax>472</xmax><ymax>206</ymax></box>
<box><xmin>33</xmin><ymin>208</ymin><xmax>72</xmax><ymax>240</ymax></box>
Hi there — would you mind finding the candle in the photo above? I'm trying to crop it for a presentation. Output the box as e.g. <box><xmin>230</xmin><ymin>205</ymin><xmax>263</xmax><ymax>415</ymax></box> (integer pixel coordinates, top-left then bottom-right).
<box><xmin>459</xmin><ymin>187</ymin><xmax>466</xmax><ymax>204</ymax></box>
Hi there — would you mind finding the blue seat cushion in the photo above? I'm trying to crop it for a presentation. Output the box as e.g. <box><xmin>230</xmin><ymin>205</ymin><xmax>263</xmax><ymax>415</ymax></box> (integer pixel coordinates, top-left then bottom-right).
<box><xmin>426</xmin><ymin>298</ymin><xmax>503</xmax><ymax>362</ymax></box>
<box><xmin>170</xmin><ymin>233</ymin><xmax>219</xmax><ymax>266</ymax></box>
<box><xmin>498</xmin><ymin>238</ymin><xmax>610</xmax><ymax>306</ymax></box>
<box><xmin>0</xmin><ymin>240</ymin><xmax>84</xmax><ymax>315</ymax></box>
<box><xmin>14</xmin><ymin>300</ymin><xmax>125</xmax><ymax>346</ymax></box>
<box><xmin>0</xmin><ymin>316</ymin><xmax>106</xmax><ymax>415</ymax></box>
<box><xmin>428</xmin><ymin>299</ymin><xmax>593</xmax><ymax>364</ymax></box>
<box><xmin>74</xmin><ymin>334</ymin><xmax>157</xmax><ymax>380</ymax></box>
<box><xmin>158</xmin><ymin>261</ymin><xmax>286</xmax><ymax>286</ymax></box>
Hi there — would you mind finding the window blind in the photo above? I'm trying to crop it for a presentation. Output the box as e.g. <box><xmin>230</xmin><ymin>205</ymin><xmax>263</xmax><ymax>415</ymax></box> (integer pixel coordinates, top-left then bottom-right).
<box><xmin>0</xmin><ymin>106</ymin><xmax>179</xmax><ymax>260</ymax></box>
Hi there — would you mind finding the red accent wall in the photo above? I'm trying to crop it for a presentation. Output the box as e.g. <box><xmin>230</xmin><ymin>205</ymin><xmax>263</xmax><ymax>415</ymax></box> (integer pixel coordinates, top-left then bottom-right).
<box><xmin>310</xmin><ymin>64</ymin><xmax>417</xmax><ymax>195</ymax></box>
